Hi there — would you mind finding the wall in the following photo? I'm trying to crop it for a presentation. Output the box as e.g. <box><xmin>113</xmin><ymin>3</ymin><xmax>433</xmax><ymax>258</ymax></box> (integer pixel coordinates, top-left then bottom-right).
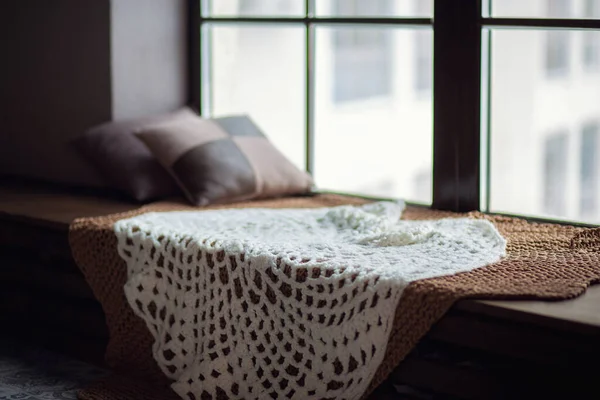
<box><xmin>110</xmin><ymin>0</ymin><xmax>188</xmax><ymax>120</ymax></box>
<box><xmin>0</xmin><ymin>0</ymin><xmax>112</xmax><ymax>187</ymax></box>
<box><xmin>0</xmin><ymin>0</ymin><xmax>189</xmax><ymax>188</ymax></box>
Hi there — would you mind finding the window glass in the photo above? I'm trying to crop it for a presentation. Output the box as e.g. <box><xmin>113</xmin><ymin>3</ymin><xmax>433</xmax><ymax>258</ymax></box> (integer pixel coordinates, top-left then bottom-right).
<box><xmin>545</xmin><ymin>30</ymin><xmax>570</xmax><ymax>77</ymax></box>
<box><xmin>209</xmin><ymin>0</ymin><xmax>304</xmax><ymax>16</ymax></box>
<box><xmin>490</xmin><ymin>0</ymin><xmax>600</xmax><ymax>19</ymax></box>
<box><xmin>548</xmin><ymin>0</ymin><xmax>571</xmax><ymax>16</ymax></box>
<box><xmin>488</xmin><ymin>29</ymin><xmax>600</xmax><ymax>222</ymax></box>
<box><xmin>208</xmin><ymin>25</ymin><xmax>306</xmax><ymax>170</ymax></box>
<box><xmin>583</xmin><ymin>31</ymin><xmax>600</xmax><ymax>69</ymax></box>
<box><xmin>583</xmin><ymin>0</ymin><xmax>600</xmax><ymax>70</ymax></box>
<box><xmin>543</xmin><ymin>133</ymin><xmax>569</xmax><ymax>215</ymax></box>
<box><xmin>332</xmin><ymin>27</ymin><xmax>393</xmax><ymax>102</ymax></box>
<box><xmin>545</xmin><ymin>1</ymin><xmax>572</xmax><ymax>77</ymax></box>
<box><xmin>414</xmin><ymin>30</ymin><xmax>432</xmax><ymax>94</ymax></box>
<box><xmin>315</xmin><ymin>27</ymin><xmax>433</xmax><ymax>204</ymax></box>
<box><xmin>316</xmin><ymin>0</ymin><xmax>433</xmax><ymax>17</ymax></box>
<box><xmin>580</xmin><ymin>122</ymin><xmax>599</xmax><ymax>218</ymax></box>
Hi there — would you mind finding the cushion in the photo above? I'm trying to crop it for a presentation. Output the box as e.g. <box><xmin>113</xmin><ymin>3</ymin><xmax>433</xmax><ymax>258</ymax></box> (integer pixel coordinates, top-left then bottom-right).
<box><xmin>135</xmin><ymin>115</ymin><xmax>314</xmax><ymax>206</ymax></box>
<box><xmin>72</xmin><ymin>108</ymin><xmax>196</xmax><ymax>202</ymax></box>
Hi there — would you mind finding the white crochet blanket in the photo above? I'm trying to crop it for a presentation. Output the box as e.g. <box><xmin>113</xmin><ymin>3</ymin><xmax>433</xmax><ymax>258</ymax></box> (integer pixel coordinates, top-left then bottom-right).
<box><xmin>114</xmin><ymin>201</ymin><xmax>506</xmax><ymax>400</ymax></box>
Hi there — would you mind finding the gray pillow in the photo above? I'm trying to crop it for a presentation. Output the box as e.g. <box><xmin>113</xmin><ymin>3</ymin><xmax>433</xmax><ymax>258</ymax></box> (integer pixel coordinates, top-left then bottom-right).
<box><xmin>135</xmin><ymin>114</ymin><xmax>314</xmax><ymax>206</ymax></box>
<box><xmin>73</xmin><ymin>108</ymin><xmax>196</xmax><ymax>202</ymax></box>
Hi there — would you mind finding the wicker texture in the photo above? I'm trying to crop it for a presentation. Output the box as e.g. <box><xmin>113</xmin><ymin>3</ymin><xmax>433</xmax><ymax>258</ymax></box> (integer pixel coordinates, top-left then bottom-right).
<box><xmin>69</xmin><ymin>194</ymin><xmax>600</xmax><ymax>400</ymax></box>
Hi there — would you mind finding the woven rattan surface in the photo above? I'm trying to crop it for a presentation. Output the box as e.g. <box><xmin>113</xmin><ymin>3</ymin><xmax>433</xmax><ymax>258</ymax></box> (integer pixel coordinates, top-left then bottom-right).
<box><xmin>69</xmin><ymin>194</ymin><xmax>600</xmax><ymax>400</ymax></box>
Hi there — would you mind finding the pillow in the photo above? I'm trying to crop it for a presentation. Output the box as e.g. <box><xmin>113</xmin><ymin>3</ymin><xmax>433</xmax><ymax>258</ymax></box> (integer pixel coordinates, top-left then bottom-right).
<box><xmin>72</xmin><ymin>108</ymin><xmax>196</xmax><ymax>202</ymax></box>
<box><xmin>135</xmin><ymin>115</ymin><xmax>314</xmax><ymax>206</ymax></box>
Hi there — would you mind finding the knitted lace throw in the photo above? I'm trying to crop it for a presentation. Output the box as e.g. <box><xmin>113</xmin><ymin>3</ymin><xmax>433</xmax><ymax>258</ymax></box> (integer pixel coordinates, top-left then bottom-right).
<box><xmin>114</xmin><ymin>201</ymin><xmax>506</xmax><ymax>400</ymax></box>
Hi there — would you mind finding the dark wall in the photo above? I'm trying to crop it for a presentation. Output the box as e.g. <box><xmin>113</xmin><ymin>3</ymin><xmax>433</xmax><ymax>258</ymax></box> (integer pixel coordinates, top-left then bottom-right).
<box><xmin>111</xmin><ymin>0</ymin><xmax>188</xmax><ymax>120</ymax></box>
<box><xmin>0</xmin><ymin>0</ymin><xmax>189</xmax><ymax>188</ymax></box>
<box><xmin>0</xmin><ymin>0</ymin><xmax>112</xmax><ymax>187</ymax></box>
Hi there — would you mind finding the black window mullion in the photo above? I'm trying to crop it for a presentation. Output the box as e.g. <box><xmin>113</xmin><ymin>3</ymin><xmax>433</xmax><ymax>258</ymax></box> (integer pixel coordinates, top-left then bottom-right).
<box><xmin>483</xmin><ymin>17</ymin><xmax>600</xmax><ymax>29</ymax></box>
<box><xmin>433</xmin><ymin>0</ymin><xmax>482</xmax><ymax>212</ymax></box>
<box><xmin>189</xmin><ymin>0</ymin><xmax>201</xmax><ymax>114</ymax></box>
<box><xmin>305</xmin><ymin>0</ymin><xmax>316</xmax><ymax>174</ymax></box>
<box><xmin>484</xmin><ymin>27</ymin><xmax>492</xmax><ymax>212</ymax></box>
<box><xmin>199</xmin><ymin>17</ymin><xmax>431</xmax><ymax>25</ymax></box>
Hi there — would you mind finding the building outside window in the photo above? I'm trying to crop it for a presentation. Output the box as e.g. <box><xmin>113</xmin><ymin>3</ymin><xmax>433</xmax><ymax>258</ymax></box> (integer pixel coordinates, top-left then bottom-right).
<box><xmin>332</xmin><ymin>0</ymin><xmax>393</xmax><ymax>103</ymax></box>
<box><xmin>237</xmin><ymin>0</ymin><xmax>296</xmax><ymax>14</ymax></box>
<box><xmin>583</xmin><ymin>0</ymin><xmax>600</xmax><ymax>70</ymax></box>
<box><xmin>413</xmin><ymin>0</ymin><xmax>433</xmax><ymax>95</ymax></box>
<box><xmin>580</xmin><ymin>122</ymin><xmax>598</xmax><ymax>217</ymax></box>
<box><xmin>543</xmin><ymin>132</ymin><xmax>569</xmax><ymax>216</ymax></box>
<box><xmin>545</xmin><ymin>0</ymin><xmax>571</xmax><ymax>77</ymax></box>
<box><xmin>412</xmin><ymin>168</ymin><xmax>432</xmax><ymax>203</ymax></box>
<box><xmin>238</xmin><ymin>0</ymin><xmax>260</xmax><ymax>13</ymax></box>
<box><xmin>413</xmin><ymin>32</ymin><xmax>432</xmax><ymax>94</ymax></box>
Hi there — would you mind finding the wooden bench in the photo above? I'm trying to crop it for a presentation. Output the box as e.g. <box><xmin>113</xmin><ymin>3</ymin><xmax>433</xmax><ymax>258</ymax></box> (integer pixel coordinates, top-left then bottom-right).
<box><xmin>1</xmin><ymin>183</ymin><xmax>598</xmax><ymax>399</ymax></box>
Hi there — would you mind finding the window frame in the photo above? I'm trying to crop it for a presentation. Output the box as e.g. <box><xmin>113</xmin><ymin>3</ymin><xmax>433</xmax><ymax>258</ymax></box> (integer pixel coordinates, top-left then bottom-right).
<box><xmin>189</xmin><ymin>0</ymin><xmax>600</xmax><ymax>225</ymax></box>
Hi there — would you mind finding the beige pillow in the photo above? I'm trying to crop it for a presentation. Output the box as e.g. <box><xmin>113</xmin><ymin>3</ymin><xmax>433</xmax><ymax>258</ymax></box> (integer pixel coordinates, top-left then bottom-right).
<box><xmin>135</xmin><ymin>115</ymin><xmax>314</xmax><ymax>206</ymax></box>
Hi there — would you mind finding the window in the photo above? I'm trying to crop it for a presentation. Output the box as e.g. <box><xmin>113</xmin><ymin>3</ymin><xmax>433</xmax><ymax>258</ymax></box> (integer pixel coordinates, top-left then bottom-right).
<box><xmin>332</xmin><ymin>0</ymin><xmax>393</xmax><ymax>103</ymax></box>
<box><xmin>211</xmin><ymin>0</ymin><xmax>303</xmax><ymax>16</ymax></box>
<box><xmin>543</xmin><ymin>133</ymin><xmax>569</xmax><ymax>216</ymax></box>
<box><xmin>413</xmin><ymin>0</ymin><xmax>433</xmax><ymax>94</ymax></box>
<box><xmin>487</xmin><ymin>2</ymin><xmax>600</xmax><ymax>222</ymax></box>
<box><xmin>585</xmin><ymin>0</ymin><xmax>600</xmax><ymax>18</ymax></box>
<box><xmin>545</xmin><ymin>0</ymin><xmax>571</xmax><ymax>77</ymax></box>
<box><xmin>492</xmin><ymin>0</ymin><xmax>576</xmax><ymax>18</ymax></box>
<box><xmin>209</xmin><ymin>25</ymin><xmax>306</xmax><ymax>169</ymax></box>
<box><xmin>316</xmin><ymin>27</ymin><xmax>432</xmax><ymax>201</ymax></box>
<box><xmin>580</xmin><ymin>122</ymin><xmax>599</xmax><ymax>217</ymax></box>
<box><xmin>413</xmin><ymin>31</ymin><xmax>432</xmax><ymax>94</ymax></box>
<box><xmin>195</xmin><ymin>0</ymin><xmax>600</xmax><ymax>224</ymax></box>
<box><xmin>583</xmin><ymin>32</ymin><xmax>599</xmax><ymax>69</ymax></box>
<box><xmin>200</xmin><ymin>0</ymin><xmax>433</xmax><ymax>203</ymax></box>
<box><xmin>238</xmin><ymin>0</ymin><xmax>297</xmax><ymax>14</ymax></box>
<box><xmin>412</xmin><ymin>169</ymin><xmax>432</xmax><ymax>202</ymax></box>
<box><xmin>238</xmin><ymin>0</ymin><xmax>260</xmax><ymax>13</ymax></box>
<box><xmin>583</xmin><ymin>0</ymin><xmax>600</xmax><ymax>70</ymax></box>
<box><xmin>548</xmin><ymin>0</ymin><xmax>570</xmax><ymax>16</ymax></box>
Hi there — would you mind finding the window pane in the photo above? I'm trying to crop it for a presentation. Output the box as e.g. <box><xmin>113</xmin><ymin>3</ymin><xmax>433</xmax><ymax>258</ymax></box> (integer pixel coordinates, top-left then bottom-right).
<box><xmin>209</xmin><ymin>0</ymin><xmax>304</xmax><ymax>17</ymax></box>
<box><xmin>315</xmin><ymin>27</ymin><xmax>433</xmax><ymax>204</ymax></box>
<box><xmin>546</xmin><ymin>30</ymin><xmax>570</xmax><ymax>77</ymax></box>
<box><xmin>583</xmin><ymin>30</ymin><xmax>600</xmax><ymax>70</ymax></box>
<box><xmin>316</xmin><ymin>0</ymin><xmax>433</xmax><ymax>18</ymax></box>
<box><xmin>580</xmin><ymin>122</ymin><xmax>599</xmax><ymax>218</ymax></box>
<box><xmin>543</xmin><ymin>133</ymin><xmax>568</xmax><ymax>215</ymax></box>
<box><xmin>491</xmin><ymin>0</ymin><xmax>600</xmax><ymax>19</ymax></box>
<box><xmin>488</xmin><ymin>29</ymin><xmax>600</xmax><ymax>222</ymax></box>
<box><xmin>208</xmin><ymin>25</ymin><xmax>306</xmax><ymax>169</ymax></box>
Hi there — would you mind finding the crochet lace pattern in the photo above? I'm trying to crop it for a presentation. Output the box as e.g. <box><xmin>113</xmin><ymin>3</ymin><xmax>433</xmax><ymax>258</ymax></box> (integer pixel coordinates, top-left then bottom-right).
<box><xmin>114</xmin><ymin>201</ymin><xmax>506</xmax><ymax>400</ymax></box>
